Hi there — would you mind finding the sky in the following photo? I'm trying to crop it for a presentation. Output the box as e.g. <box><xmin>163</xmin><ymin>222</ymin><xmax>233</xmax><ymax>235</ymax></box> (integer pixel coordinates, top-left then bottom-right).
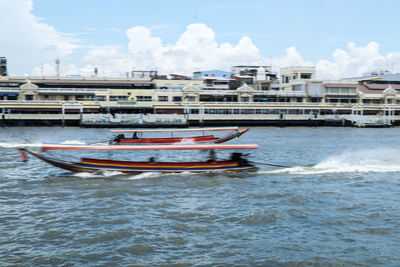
<box><xmin>1</xmin><ymin>0</ymin><xmax>400</xmax><ymax>79</ymax></box>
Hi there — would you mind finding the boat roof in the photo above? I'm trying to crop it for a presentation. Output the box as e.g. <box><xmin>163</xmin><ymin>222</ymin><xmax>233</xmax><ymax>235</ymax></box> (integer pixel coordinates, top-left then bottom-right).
<box><xmin>110</xmin><ymin>127</ymin><xmax>239</xmax><ymax>133</ymax></box>
<box><xmin>41</xmin><ymin>143</ymin><xmax>258</xmax><ymax>151</ymax></box>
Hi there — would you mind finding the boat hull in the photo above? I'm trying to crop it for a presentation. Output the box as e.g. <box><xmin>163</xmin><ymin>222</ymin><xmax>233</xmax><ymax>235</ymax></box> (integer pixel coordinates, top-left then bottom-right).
<box><xmin>111</xmin><ymin>128</ymin><xmax>249</xmax><ymax>145</ymax></box>
<box><xmin>19</xmin><ymin>148</ymin><xmax>258</xmax><ymax>174</ymax></box>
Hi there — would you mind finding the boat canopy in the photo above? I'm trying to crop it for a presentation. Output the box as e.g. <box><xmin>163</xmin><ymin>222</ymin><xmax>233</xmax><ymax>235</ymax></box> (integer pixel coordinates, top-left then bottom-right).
<box><xmin>110</xmin><ymin>127</ymin><xmax>239</xmax><ymax>133</ymax></box>
<box><xmin>41</xmin><ymin>143</ymin><xmax>258</xmax><ymax>151</ymax></box>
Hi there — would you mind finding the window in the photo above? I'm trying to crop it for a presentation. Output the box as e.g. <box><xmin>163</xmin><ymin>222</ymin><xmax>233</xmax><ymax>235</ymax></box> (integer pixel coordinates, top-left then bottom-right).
<box><xmin>173</xmin><ymin>96</ymin><xmax>182</xmax><ymax>102</ymax></box>
<box><xmin>158</xmin><ymin>96</ymin><xmax>168</xmax><ymax>101</ymax></box>
<box><xmin>76</xmin><ymin>95</ymin><xmax>95</xmax><ymax>101</ymax></box>
<box><xmin>185</xmin><ymin>96</ymin><xmax>196</xmax><ymax>102</ymax></box>
<box><xmin>136</xmin><ymin>96</ymin><xmax>152</xmax><ymax>101</ymax></box>
<box><xmin>95</xmin><ymin>96</ymin><xmax>106</xmax><ymax>101</ymax></box>
<box><xmin>293</xmin><ymin>84</ymin><xmax>305</xmax><ymax>91</ymax></box>
<box><xmin>300</xmin><ymin>73</ymin><xmax>311</xmax><ymax>79</ymax></box>
<box><xmin>110</xmin><ymin>95</ymin><xmax>128</xmax><ymax>101</ymax></box>
<box><xmin>253</xmin><ymin>95</ymin><xmax>269</xmax><ymax>102</ymax></box>
<box><xmin>64</xmin><ymin>95</ymin><xmax>69</xmax><ymax>101</ymax></box>
<box><xmin>328</xmin><ymin>87</ymin><xmax>338</xmax><ymax>93</ymax></box>
<box><xmin>241</xmin><ymin>109</ymin><xmax>254</xmax><ymax>114</ymax></box>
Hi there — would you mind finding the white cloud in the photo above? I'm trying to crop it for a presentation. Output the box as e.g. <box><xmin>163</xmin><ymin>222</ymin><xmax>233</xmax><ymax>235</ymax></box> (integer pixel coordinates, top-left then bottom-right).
<box><xmin>125</xmin><ymin>23</ymin><xmax>261</xmax><ymax>74</ymax></box>
<box><xmin>58</xmin><ymin>23</ymin><xmax>262</xmax><ymax>77</ymax></box>
<box><xmin>267</xmin><ymin>46</ymin><xmax>313</xmax><ymax>72</ymax></box>
<box><xmin>0</xmin><ymin>0</ymin><xmax>78</xmax><ymax>75</ymax></box>
<box><xmin>265</xmin><ymin>42</ymin><xmax>400</xmax><ymax>80</ymax></box>
<box><xmin>4</xmin><ymin>1</ymin><xmax>400</xmax><ymax>80</ymax></box>
<box><xmin>315</xmin><ymin>41</ymin><xmax>400</xmax><ymax>79</ymax></box>
<box><xmin>81</xmin><ymin>45</ymin><xmax>133</xmax><ymax>77</ymax></box>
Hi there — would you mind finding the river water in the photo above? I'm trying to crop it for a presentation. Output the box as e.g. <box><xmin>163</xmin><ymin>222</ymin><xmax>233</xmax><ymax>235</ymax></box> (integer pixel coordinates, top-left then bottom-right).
<box><xmin>1</xmin><ymin>127</ymin><xmax>400</xmax><ymax>266</ymax></box>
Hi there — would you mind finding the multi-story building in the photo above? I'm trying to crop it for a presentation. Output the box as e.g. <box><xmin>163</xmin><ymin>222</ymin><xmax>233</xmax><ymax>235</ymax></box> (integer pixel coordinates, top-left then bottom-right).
<box><xmin>231</xmin><ymin>65</ymin><xmax>279</xmax><ymax>90</ymax></box>
<box><xmin>154</xmin><ymin>79</ymin><xmax>203</xmax><ymax>104</ymax></box>
<box><xmin>275</xmin><ymin>66</ymin><xmax>317</xmax><ymax>102</ymax></box>
<box><xmin>353</xmin><ymin>74</ymin><xmax>400</xmax><ymax>105</ymax></box>
<box><xmin>323</xmin><ymin>82</ymin><xmax>358</xmax><ymax>104</ymax></box>
<box><xmin>2</xmin><ymin>65</ymin><xmax>400</xmax><ymax>126</ymax></box>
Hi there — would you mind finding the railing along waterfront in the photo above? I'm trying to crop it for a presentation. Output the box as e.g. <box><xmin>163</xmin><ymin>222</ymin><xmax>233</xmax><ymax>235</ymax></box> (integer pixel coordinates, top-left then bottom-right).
<box><xmin>179</xmin><ymin>102</ymin><xmax>355</xmax><ymax>107</ymax></box>
<box><xmin>1</xmin><ymin>100</ymin><xmax>400</xmax><ymax>112</ymax></box>
<box><xmin>38</xmin><ymin>88</ymin><xmax>108</xmax><ymax>92</ymax></box>
<box><xmin>0</xmin><ymin>100</ymin><xmax>81</xmax><ymax>104</ymax></box>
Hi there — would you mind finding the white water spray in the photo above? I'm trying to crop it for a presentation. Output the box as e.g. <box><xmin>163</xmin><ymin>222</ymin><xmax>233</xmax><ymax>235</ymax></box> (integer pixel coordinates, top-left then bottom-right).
<box><xmin>260</xmin><ymin>148</ymin><xmax>400</xmax><ymax>175</ymax></box>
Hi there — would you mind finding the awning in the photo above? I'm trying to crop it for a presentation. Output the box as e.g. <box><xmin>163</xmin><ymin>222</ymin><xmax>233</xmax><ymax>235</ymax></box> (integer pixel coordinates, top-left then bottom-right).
<box><xmin>0</xmin><ymin>92</ymin><xmax>19</xmax><ymax>96</ymax></box>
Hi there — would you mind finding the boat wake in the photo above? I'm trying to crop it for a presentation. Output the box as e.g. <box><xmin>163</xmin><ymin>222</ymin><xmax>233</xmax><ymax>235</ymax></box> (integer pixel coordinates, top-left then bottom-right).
<box><xmin>73</xmin><ymin>170</ymin><xmax>179</xmax><ymax>180</ymax></box>
<box><xmin>73</xmin><ymin>170</ymin><xmax>124</xmax><ymax>178</ymax></box>
<box><xmin>0</xmin><ymin>139</ymin><xmax>86</xmax><ymax>148</ymax></box>
<box><xmin>259</xmin><ymin>148</ymin><xmax>400</xmax><ymax>175</ymax></box>
<box><xmin>127</xmin><ymin>172</ymin><xmax>164</xmax><ymax>180</ymax></box>
<box><xmin>61</xmin><ymin>140</ymin><xmax>86</xmax><ymax>145</ymax></box>
<box><xmin>0</xmin><ymin>142</ymin><xmax>43</xmax><ymax>148</ymax></box>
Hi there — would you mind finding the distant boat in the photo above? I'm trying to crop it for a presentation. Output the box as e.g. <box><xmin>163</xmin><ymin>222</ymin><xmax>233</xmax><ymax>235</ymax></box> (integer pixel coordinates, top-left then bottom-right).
<box><xmin>109</xmin><ymin>127</ymin><xmax>249</xmax><ymax>144</ymax></box>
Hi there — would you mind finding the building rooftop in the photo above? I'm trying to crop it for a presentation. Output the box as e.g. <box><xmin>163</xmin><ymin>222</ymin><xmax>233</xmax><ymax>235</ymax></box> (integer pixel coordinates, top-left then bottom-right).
<box><xmin>343</xmin><ymin>73</ymin><xmax>400</xmax><ymax>82</ymax></box>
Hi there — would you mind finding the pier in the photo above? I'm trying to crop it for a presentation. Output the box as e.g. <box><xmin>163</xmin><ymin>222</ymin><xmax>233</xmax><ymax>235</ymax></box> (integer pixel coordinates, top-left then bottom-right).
<box><xmin>1</xmin><ymin>100</ymin><xmax>399</xmax><ymax>127</ymax></box>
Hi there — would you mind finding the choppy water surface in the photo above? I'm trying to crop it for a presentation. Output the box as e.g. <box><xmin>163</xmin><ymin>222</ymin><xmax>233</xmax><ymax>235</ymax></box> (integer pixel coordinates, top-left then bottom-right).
<box><xmin>1</xmin><ymin>127</ymin><xmax>400</xmax><ymax>266</ymax></box>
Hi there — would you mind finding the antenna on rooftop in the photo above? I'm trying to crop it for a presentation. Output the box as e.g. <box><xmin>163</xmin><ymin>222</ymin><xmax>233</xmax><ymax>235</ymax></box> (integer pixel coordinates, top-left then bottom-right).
<box><xmin>55</xmin><ymin>58</ymin><xmax>60</xmax><ymax>77</ymax></box>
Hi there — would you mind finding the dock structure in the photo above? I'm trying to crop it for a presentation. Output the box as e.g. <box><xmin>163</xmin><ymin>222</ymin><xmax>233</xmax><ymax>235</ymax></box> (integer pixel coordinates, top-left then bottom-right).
<box><xmin>1</xmin><ymin>100</ymin><xmax>400</xmax><ymax>127</ymax></box>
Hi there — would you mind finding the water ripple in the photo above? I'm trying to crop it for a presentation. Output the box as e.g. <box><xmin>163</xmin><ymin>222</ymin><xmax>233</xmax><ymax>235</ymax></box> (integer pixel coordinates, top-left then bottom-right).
<box><xmin>1</xmin><ymin>127</ymin><xmax>400</xmax><ymax>265</ymax></box>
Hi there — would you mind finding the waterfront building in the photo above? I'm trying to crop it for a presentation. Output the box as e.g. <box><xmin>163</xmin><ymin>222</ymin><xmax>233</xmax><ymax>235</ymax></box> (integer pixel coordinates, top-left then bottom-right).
<box><xmin>154</xmin><ymin>79</ymin><xmax>203</xmax><ymax>105</ymax></box>
<box><xmin>1</xmin><ymin>65</ymin><xmax>400</xmax><ymax>126</ymax></box>
<box><xmin>231</xmin><ymin>65</ymin><xmax>279</xmax><ymax>91</ymax></box>
<box><xmin>231</xmin><ymin>65</ymin><xmax>277</xmax><ymax>81</ymax></box>
<box><xmin>354</xmin><ymin>74</ymin><xmax>400</xmax><ymax>105</ymax></box>
<box><xmin>277</xmin><ymin>66</ymin><xmax>319</xmax><ymax>103</ymax></box>
<box><xmin>323</xmin><ymin>82</ymin><xmax>358</xmax><ymax>104</ymax></box>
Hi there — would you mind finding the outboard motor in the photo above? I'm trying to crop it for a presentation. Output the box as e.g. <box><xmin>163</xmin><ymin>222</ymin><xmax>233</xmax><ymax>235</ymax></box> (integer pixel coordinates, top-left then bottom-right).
<box><xmin>113</xmin><ymin>134</ymin><xmax>125</xmax><ymax>143</ymax></box>
<box><xmin>230</xmin><ymin>152</ymin><xmax>249</xmax><ymax>166</ymax></box>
